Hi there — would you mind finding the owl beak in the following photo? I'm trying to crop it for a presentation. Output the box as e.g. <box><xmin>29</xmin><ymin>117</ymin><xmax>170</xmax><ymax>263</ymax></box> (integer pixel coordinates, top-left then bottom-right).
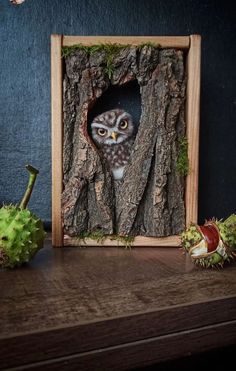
<box><xmin>111</xmin><ymin>132</ymin><xmax>118</xmax><ymax>141</ymax></box>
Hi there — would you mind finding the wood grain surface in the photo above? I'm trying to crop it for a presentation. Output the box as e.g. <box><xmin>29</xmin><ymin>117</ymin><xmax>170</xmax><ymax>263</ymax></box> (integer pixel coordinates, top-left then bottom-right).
<box><xmin>51</xmin><ymin>34</ymin><xmax>63</xmax><ymax>247</ymax></box>
<box><xmin>0</xmin><ymin>239</ymin><xmax>236</xmax><ymax>369</ymax></box>
<box><xmin>62</xmin><ymin>35</ymin><xmax>190</xmax><ymax>49</ymax></box>
<box><xmin>185</xmin><ymin>35</ymin><xmax>201</xmax><ymax>226</ymax></box>
<box><xmin>64</xmin><ymin>234</ymin><xmax>181</xmax><ymax>247</ymax></box>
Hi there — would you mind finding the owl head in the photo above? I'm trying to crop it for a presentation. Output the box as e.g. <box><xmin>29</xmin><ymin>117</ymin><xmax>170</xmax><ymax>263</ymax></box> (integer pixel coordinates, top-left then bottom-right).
<box><xmin>91</xmin><ymin>109</ymin><xmax>135</xmax><ymax>147</ymax></box>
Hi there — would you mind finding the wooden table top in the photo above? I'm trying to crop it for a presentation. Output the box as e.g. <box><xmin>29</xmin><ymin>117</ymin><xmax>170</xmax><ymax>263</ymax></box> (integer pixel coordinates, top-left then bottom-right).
<box><xmin>1</xmin><ymin>240</ymin><xmax>236</xmax><ymax>370</ymax></box>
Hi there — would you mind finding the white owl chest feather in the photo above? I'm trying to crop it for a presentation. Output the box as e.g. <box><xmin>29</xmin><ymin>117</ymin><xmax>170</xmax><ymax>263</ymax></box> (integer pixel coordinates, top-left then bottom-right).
<box><xmin>112</xmin><ymin>166</ymin><xmax>125</xmax><ymax>180</ymax></box>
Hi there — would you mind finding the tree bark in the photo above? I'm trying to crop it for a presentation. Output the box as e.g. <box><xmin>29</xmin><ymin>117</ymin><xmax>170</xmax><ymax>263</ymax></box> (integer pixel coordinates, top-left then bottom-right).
<box><xmin>62</xmin><ymin>46</ymin><xmax>186</xmax><ymax>237</ymax></box>
<box><xmin>62</xmin><ymin>50</ymin><xmax>114</xmax><ymax>236</ymax></box>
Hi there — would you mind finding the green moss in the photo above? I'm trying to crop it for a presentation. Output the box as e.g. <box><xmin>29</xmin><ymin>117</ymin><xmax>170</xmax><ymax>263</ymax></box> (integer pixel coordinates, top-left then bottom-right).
<box><xmin>62</xmin><ymin>43</ymin><xmax>129</xmax><ymax>79</ymax></box>
<box><xmin>61</xmin><ymin>43</ymin><xmax>126</xmax><ymax>58</ymax></box>
<box><xmin>61</xmin><ymin>42</ymin><xmax>160</xmax><ymax>79</ymax></box>
<box><xmin>137</xmin><ymin>41</ymin><xmax>160</xmax><ymax>50</ymax></box>
<box><xmin>76</xmin><ymin>229</ymin><xmax>134</xmax><ymax>248</ymax></box>
<box><xmin>61</xmin><ymin>42</ymin><xmax>159</xmax><ymax>58</ymax></box>
<box><xmin>110</xmin><ymin>234</ymin><xmax>134</xmax><ymax>249</ymax></box>
<box><xmin>77</xmin><ymin>229</ymin><xmax>106</xmax><ymax>245</ymax></box>
<box><xmin>176</xmin><ymin>136</ymin><xmax>189</xmax><ymax>176</ymax></box>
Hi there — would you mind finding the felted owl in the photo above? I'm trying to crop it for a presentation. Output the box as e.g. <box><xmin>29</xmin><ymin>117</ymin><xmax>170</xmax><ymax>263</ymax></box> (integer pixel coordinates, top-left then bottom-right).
<box><xmin>91</xmin><ymin>109</ymin><xmax>135</xmax><ymax>180</ymax></box>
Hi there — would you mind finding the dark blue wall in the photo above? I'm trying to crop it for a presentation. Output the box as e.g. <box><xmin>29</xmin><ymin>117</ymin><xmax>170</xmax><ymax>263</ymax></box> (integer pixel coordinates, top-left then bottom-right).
<box><xmin>0</xmin><ymin>0</ymin><xmax>236</xmax><ymax>226</ymax></box>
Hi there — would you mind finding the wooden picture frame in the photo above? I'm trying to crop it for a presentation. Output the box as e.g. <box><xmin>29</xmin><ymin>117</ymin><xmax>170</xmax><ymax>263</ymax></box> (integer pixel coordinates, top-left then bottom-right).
<box><xmin>51</xmin><ymin>35</ymin><xmax>201</xmax><ymax>247</ymax></box>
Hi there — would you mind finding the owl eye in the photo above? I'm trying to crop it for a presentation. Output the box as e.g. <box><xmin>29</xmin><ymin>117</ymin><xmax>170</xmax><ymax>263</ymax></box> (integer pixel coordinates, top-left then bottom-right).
<box><xmin>119</xmin><ymin>119</ymin><xmax>128</xmax><ymax>130</ymax></box>
<box><xmin>97</xmin><ymin>128</ymin><xmax>107</xmax><ymax>136</ymax></box>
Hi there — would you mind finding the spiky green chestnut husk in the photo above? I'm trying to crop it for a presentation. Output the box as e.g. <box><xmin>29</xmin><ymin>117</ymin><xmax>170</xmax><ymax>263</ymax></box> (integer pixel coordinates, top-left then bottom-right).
<box><xmin>181</xmin><ymin>214</ymin><xmax>236</xmax><ymax>268</ymax></box>
<box><xmin>0</xmin><ymin>165</ymin><xmax>46</xmax><ymax>268</ymax></box>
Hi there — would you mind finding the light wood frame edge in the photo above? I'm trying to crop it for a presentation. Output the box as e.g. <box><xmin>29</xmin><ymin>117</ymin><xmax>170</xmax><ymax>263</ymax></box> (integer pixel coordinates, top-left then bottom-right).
<box><xmin>51</xmin><ymin>34</ymin><xmax>200</xmax><ymax>247</ymax></box>
<box><xmin>62</xmin><ymin>36</ymin><xmax>190</xmax><ymax>49</ymax></box>
<box><xmin>185</xmin><ymin>35</ymin><xmax>201</xmax><ymax>227</ymax></box>
<box><xmin>51</xmin><ymin>34</ymin><xmax>63</xmax><ymax>247</ymax></box>
<box><xmin>64</xmin><ymin>235</ymin><xmax>181</xmax><ymax>247</ymax></box>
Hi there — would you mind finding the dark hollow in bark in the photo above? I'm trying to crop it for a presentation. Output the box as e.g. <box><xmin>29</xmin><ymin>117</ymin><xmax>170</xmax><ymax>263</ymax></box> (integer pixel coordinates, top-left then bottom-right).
<box><xmin>62</xmin><ymin>46</ymin><xmax>186</xmax><ymax>237</ymax></box>
<box><xmin>87</xmin><ymin>80</ymin><xmax>141</xmax><ymax>133</ymax></box>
